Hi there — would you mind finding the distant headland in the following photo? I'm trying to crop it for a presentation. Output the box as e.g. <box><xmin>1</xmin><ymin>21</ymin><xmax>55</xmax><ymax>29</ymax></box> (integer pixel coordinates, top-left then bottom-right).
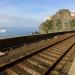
<box><xmin>39</xmin><ymin>9</ymin><xmax>75</xmax><ymax>34</ymax></box>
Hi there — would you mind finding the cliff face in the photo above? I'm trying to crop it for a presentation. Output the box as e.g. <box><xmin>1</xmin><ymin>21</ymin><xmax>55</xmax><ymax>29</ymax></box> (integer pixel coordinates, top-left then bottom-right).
<box><xmin>39</xmin><ymin>20</ymin><xmax>52</xmax><ymax>34</ymax></box>
<box><xmin>52</xmin><ymin>9</ymin><xmax>71</xmax><ymax>32</ymax></box>
<box><xmin>39</xmin><ymin>9</ymin><xmax>75</xmax><ymax>34</ymax></box>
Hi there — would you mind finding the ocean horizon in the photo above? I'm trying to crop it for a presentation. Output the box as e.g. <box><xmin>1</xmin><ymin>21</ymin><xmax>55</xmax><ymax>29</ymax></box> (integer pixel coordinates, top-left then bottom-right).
<box><xmin>0</xmin><ymin>27</ymin><xmax>38</xmax><ymax>39</ymax></box>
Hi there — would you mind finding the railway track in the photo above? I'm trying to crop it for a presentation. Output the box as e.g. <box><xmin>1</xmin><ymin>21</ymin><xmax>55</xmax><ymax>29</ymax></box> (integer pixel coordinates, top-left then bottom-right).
<box><xmin>0</xmin><ymin>33</ymin><xmax>75</xmax><ymax>75</ymax></box>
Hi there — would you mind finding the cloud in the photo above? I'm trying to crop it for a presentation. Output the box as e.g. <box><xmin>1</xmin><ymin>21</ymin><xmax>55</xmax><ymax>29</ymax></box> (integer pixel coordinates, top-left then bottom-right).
<box><xmin>0</xmin><ymin>0</ymin><xmax>56</xmax><ymax>20</ymax></box>
<box><xmin>0</xmin><ymin>15</ymin><xmax>41</xmax><ymax>27</ymax></box>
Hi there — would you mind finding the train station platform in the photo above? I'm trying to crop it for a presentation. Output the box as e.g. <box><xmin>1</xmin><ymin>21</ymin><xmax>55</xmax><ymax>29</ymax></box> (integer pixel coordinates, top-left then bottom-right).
<box><xmin>68</xmin><ymin>58</ymin><xmax>75</xmax><ymax>75</ymax></box>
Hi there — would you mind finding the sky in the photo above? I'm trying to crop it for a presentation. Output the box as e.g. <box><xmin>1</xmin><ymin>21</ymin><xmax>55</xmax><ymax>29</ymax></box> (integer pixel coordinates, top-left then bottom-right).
<box><xmin>0</xmin><ymin>0</ymin><xmax>75</xmax><ymax>28</ymax></box>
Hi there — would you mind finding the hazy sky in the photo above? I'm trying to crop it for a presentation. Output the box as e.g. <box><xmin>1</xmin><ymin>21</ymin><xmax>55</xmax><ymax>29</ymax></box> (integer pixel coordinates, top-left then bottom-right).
<box><xmin>0</xmin><ymin>0</ymin><xmax>75</xmax><ymax>27</ymax></box>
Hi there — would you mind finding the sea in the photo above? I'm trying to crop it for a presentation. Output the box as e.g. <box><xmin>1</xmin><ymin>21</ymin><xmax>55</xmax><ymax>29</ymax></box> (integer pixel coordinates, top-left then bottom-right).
<box><xmin>0</xmin><ymin>27</ymin><xmax>38</xmax><ymax>39</ymax></box>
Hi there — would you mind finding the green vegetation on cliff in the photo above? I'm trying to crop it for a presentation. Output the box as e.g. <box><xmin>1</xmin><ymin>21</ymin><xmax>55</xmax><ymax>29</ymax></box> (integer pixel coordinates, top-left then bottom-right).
<box><xmin>71</xmin><ymin>19</ymin><xmax>75</xmax><ymax>27</ymax></box>
<box><xmin>39</xmin><ymin>20</ymin><xmax>52</xmax><ymax>34</ymax></box>
<box><xmin>70</xmin><ymin>19</ymin><xmax>75</xmax><ymax>30</ymax></box>
<box><xmin>55</xmin><ymin>19</ymin><xmax>62</xmax><ymax>31</ymax></box>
